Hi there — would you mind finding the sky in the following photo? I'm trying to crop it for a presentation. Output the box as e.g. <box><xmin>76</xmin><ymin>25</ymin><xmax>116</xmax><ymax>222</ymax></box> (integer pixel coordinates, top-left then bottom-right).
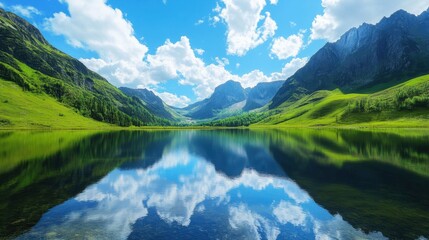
<box><xmin>1</xmin><ymin>0</ymin><xmax>429</xmax><ymax>107</ymax></box>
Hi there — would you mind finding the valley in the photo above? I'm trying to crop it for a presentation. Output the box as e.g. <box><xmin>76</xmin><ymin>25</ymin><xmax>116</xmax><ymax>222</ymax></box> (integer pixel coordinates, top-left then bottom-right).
<box><xmin>1</xmin><ymin>8</ymin><xmax>429</xmax><ymax>129</ymax></box>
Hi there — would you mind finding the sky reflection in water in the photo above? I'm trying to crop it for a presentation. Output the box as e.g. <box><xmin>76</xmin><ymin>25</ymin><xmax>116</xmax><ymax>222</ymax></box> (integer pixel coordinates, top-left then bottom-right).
<box><xmin>16</xmin><ymin>130</ymin><xmax>391</xmax><ymax>240</ymax></box>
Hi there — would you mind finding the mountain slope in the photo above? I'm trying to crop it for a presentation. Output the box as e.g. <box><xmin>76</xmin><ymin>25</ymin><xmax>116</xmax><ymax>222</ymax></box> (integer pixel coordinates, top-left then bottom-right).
<box><xmin>0</xmin><ymin>9</ymin><xmax>169</xmax><ymax>127</ymax></box>
<box><xmin>256</xmin><ymin>74</ymin><xmax>429</xmax><ymax>127</ymax></box>
<box><xmin>244</xmin><ymin>81</ymin><xmax>284</xmax><ymax>111</ymax></box>
<box><xmin>0</xmin><ymin>79</ymin><xmax>110</xmax><ymax>129</ymax></box>
<box><xmin>119</xmin><ymin>87</ymin><xmax>178</xmax><ymax>120</ymax></box>
<box><xmin>271</xmin><ymin>9</ymin><xmax>429</xmax><ymax>108</ymax></box>
<box><xmin>183</xmin><ymin>80</ymin><xmax>247</xmax><ymax>119</ymax></box>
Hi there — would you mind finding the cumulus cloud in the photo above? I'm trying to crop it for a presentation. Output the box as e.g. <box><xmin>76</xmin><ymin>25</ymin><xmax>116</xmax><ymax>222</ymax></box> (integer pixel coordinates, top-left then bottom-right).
<box><xmin>155</xmin><ymin>91</ymin><xmax>192</xmax><ymax>108</ymax></box>
<box><xmin>217</xmin><ymin>0</ymin><xmax>277</xmax><ymax>56</ymax></box>
<box><xmin>270</xmin><ymin>31</ymin><xmax>304</xmax><ymax>60</ymax></box>
<box><xmin>271</xmin><ymin>57</ymin><xmax>308</xmax><ymax>81</ymax></box>
<box><xmin>45</xmin><ymin>0</ymin><xmax>148</xmax><ymax>85</ymax></box>
<box><xmin>311</xmin><ymin>0</ymin><xmax>429</xmax><ymax>42</ymax></box>
<box><xmin>10</xmin><ymin>5</ymin><xmax>41</xmax><ymax>18</ymax></box>
<box><xmin>142</xmin><ymin>36</ymin><xmax>234</xmax><ymax>100</ymax></box>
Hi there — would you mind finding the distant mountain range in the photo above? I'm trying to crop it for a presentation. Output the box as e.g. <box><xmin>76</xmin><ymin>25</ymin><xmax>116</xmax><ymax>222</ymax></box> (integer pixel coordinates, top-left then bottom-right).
<box><xmin>176</xmin><ymin>80</ymin><xmax>284</xmax><ymax>120</ymax></box>
<box><xmin>271</xmin><ymin>9</ymin><xmax>429</xmax><ymax>108</ymax></box>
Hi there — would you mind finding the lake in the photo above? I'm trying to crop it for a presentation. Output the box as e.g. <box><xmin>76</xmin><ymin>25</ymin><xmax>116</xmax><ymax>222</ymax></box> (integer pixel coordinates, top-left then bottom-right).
<box><xmin>0</xmin><ymin>129</ymin><xmax>428</xmax><ymax>240</ymax></box>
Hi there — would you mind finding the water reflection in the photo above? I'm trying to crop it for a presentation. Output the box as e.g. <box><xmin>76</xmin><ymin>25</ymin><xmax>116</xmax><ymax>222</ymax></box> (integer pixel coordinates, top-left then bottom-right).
<box><xmin>0</xmin><ymin>129</ymin><xmax>428</xmax><ymax>239</ymax></box>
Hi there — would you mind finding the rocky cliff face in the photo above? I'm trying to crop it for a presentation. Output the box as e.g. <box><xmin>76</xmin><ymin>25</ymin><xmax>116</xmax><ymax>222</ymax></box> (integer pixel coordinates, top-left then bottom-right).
<box><xmin>244</xmin><ymin>81</ymin><xmax>284</xmax><ymax>111</ymax></box>
<box><xmin>271</xmin><ymin>9</ymin><xmax>429</xmax><ymax>108</ymax></box>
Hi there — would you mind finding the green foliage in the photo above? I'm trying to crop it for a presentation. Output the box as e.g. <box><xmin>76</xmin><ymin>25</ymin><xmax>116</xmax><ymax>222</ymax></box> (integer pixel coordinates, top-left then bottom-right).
<box><xmin>0</xmin><ymin>63</ymin><xmax>30</xmax><ymax>90</ymax></box>
<box><xmin>201</xmin><ymin>112</ymin><xmax>274</xmax><ymax>127</ymax></box>
<box><xmin>0</xmin><ymin>80</ymin><xmax>111</xmax><ymax>129</ymax></box>
<box><xmin>346</xmin><ymin>81</ymin><xmax>429</xmax><ymax>113</ymax></box>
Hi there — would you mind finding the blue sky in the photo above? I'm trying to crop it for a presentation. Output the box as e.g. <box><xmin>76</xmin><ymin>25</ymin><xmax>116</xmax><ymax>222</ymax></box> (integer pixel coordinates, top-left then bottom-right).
<box><xmin>2</xmin><ymin>0</ymin><xmax>428</xmax><ymax>107</ymax></box>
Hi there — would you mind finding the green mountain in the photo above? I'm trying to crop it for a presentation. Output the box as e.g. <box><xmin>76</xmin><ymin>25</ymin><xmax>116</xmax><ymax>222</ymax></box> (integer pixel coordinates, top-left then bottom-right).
<box><xmin>0</xmin><ymin>9</ymin><xmax>169</xmax><ymax>128</ymax></box>
<box><xmin>119</xmin><ymin>87</ymin><xmax>181</xmax><ymax>121</ymax></box>
<box><xmin>256</xmin><ymin>74</ymin><xmax>429</xmax><ymax>127</ymax></box>
<box><xmin>271</xmin><ymin>9</ymin><xmax>429</xmax><ymax>109</ymax></box>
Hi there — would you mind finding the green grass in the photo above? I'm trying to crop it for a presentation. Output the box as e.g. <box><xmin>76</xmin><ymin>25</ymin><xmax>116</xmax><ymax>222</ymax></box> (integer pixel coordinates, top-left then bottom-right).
<box><xmin>256</xmin><ymin>75</ymin><xmax>429</xmax><ymax>128</ymax></box>
<box><xmin>0</xmin><ymin>79</ymin><xmax>113</xmax><ymax>129</ymax></box>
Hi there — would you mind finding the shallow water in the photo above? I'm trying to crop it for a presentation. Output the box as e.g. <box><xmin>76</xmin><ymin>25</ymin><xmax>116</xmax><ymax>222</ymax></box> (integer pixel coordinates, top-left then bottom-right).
<box><xmin>1</xmin><ymin>129</ymin><xmax>428</xmax><ymax>239</ymax></box>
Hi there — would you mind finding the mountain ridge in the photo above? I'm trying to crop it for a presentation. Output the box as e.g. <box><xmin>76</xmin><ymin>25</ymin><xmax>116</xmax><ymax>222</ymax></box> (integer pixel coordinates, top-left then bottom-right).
<box><xmin>271</xmin><ymin>9</ymin><xmax>429</xmax><ymax>108</ymax></box>
<box><xmin>181</xmin><ymin>80</ymin><xmax>284</xmax><ymax>120</ymax></box>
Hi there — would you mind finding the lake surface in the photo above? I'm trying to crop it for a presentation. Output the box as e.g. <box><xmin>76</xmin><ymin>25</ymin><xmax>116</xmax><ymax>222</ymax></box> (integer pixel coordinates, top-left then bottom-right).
<box><xmin>1</xmin><ymin>129</ymin><xmax>429</xmax><ymax>240</ymax></box>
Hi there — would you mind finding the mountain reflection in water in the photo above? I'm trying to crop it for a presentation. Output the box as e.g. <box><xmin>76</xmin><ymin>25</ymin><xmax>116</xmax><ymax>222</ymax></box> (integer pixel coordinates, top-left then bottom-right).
<box><xmin>0</xmin><ymin>129</ymin><xmax>428</xmax><ymax>240</ymax></box>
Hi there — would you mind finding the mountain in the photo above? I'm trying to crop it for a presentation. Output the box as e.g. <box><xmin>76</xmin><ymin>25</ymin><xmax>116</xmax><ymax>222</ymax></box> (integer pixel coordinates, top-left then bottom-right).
<box><xmin>271</xmin><ymin>9</ymin><xmax>429</xmax><ymax>108</ymax></box>
<box><xmin>0</xmin><ymin>9</ymin><xmax>169</xmax><ymax>127</ymax></box>
<box><xmin>182</xmin><ymin>80</ymin><xmax>247</xmax><ymax>119</ymax></box>
<box><xmin>244</xmin><ymin>81</ymin><xmax>284</xmax><ymax>111</ymax></box>
<box><xmin>119</xmin><ymin>87</ymin><xmax>177</xmax><ymax>120</ymax></box>
<box><xmin>181</xmin><ymin>80</ymin><xmax>283</xmax><ymax>120</ymax></box>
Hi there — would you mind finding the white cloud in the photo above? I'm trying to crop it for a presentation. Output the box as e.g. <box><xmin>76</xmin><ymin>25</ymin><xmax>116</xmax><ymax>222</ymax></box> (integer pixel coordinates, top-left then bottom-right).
<box><xmin>80</xmin><ymin>57</ymin><xmax>147</xmax><ymax>86</ymax></box>
<box><xmin>240</xmin><ymin>69</ymin><xmax>270</xmax><ymax>87</ymax></box>
<box><xmin>212</xmin><ymin>15</ymin><xmax>221</xmax><ymax>24</ymax></box>
<box><xmin>10</xmin><ymin>5</ymin><xmax>41</xmax><ymax>18</ymax></box>
<box><xmin>143</xmin><ymin>36</ymin><xmax>234</xmax><ymax>100</ymax></box>
<box><xmin>155</xmin><ymin>91</ymin><xmax>191</xmax><ymax>108</ymax></box>
<box><xmin>271</xmin><ymin>57</ymin><xmax>308</xmax><ymax>80</ymax></box>
<box><xmin>195</xmin><ymin>48</ymin><xmax>205</xmax><ymax>55</ymax></box>
<box><xmin>195</xmin><ymin>19</ymin><xmax>204</xmax><ymax>25</ymax></box>
<box><xmin>215</xmin><ymin>57</ymin><xmax>229</xmax><ymax>66</ymax></box>
<box><xmin>0</xmin><ymin>2</ymin><xmax>4</xmax><ymax>8</ymax></box>
<box><xmin>45</xmin><ymin>0</ymin><xmax>148</xmax><ymax>85</ymax></box>
<box><xmin>273</xmin><ymin>201</ymin><xmax>306</xmax><ymax>226</ymax></box>
<box><xmin>213</xmin><ymin>2</ymin><xmax>222</xmax><ymax>13</ymax></box>
<box><xmin>311</xmin><ymin>0</ymin><xmax>429</xmax><ymax>42</ymax></box>
<box><xmin>270</xmin><ymin>32</ymin><xmax>304</xmax><ymax>60</ymax></box>
<box><xmin>270</xmin><ymin>0</ymin><xmax>279</xmax><ymax>5</ymax></box>
<box><xmin>217</xmin><ymin>0</ymin><xmax>278</xmax><ymax>56</ymax></box>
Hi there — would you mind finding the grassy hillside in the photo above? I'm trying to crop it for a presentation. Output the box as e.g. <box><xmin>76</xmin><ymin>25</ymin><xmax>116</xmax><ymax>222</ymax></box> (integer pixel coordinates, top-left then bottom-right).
<box><xmin>0</xmin><ymin>9</ymin><xmax>170</xmax><ymax>128</ymax></box>
<box><xmin>0</xmin><ymin>79</ymin><xmax>112</xmax><ymax>129</ymax></box>
<box><xmin>255</xmin><ymin>75</ymin><xmax>429</xmax><ymax>127</ymax></box>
